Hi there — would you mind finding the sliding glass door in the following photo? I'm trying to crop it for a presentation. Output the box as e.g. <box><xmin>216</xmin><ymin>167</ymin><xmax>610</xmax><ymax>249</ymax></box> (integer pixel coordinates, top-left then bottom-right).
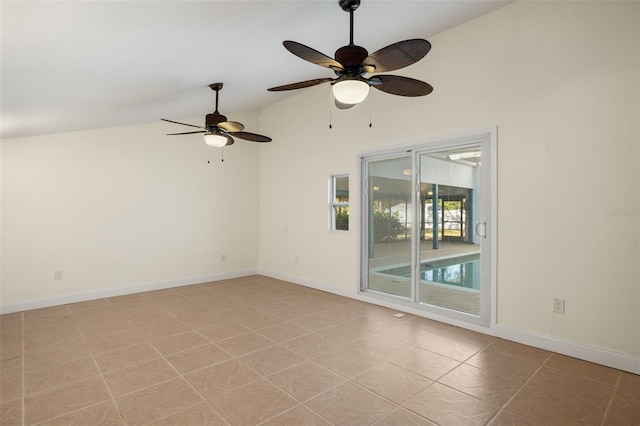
<box><xmin>361</xmin><ymin>132</ymin><xmax>493</xmax><ymax>325</ymax></box>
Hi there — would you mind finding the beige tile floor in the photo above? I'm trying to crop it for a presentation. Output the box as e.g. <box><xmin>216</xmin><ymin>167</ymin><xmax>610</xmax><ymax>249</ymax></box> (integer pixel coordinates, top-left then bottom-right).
<box><xmin>1</xmin><ymin>275</ymin><xmax>638</xmax><ymax>425</ymax></box>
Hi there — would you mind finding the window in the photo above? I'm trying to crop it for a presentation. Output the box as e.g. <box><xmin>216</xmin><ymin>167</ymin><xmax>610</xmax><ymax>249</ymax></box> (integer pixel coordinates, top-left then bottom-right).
<box><xmin>330</xmin><ymin>175</ymin><xmax>349</xmax><ymax>231</ymax></box>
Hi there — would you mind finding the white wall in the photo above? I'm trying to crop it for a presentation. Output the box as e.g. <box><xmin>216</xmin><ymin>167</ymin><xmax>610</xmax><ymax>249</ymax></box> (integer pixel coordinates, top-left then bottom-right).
<box><xmin>1</xmin><ymin>115</ymin><xmax>261</xmax><ymax>308</ymax></box>
<box><xmin>258</xmin><ymin>1</ymin><xmax>640</xmax><ymax>362</ymax></box>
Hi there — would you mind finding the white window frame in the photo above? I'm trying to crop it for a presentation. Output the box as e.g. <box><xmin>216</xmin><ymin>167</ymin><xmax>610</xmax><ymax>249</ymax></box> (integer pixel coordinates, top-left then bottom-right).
<box><xmin>330</xmin><ymin>174</ymin><xmax>349</xmax><ymax>232</ymax></box>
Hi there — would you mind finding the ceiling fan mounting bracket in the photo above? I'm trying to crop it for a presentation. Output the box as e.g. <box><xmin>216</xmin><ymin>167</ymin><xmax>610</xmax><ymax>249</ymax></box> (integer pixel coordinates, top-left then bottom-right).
<box><xmin>339</xmin><ymin>0</ymin><xmax>360</xmax><ymax>12</ymax></box>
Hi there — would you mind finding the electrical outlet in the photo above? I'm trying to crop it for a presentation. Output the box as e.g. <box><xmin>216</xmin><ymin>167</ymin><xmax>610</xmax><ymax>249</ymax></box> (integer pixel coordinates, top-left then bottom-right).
<box><xmin>553</xmin><ymin>298</ymin><xmax>565</xmax><ymax>314</ymax></box>
<box><xmin>54</xmin><ymin>270</ymin><xmax>63</xmax><ymax>280</ymax></box>
<box><xmin>294</xmin><ymin>256</ymin><xmax>299</xmax><ymax>264</ymax></box>
<box><xmin>221</xmin><ymin>254</ymin><xmax>226</xmax><ymax>261</ymax></box>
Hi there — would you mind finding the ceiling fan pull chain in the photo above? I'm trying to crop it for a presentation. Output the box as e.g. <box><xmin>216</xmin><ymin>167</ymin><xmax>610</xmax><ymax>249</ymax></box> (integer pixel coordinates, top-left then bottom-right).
<box><xmin>221</xmin><ymin>148</ymin><xmax>224</xmax><ymax>163</ymax></box>
<box><xmin>329</xmin><ymin>88</ymin><xmax>333</xmax><ymax>129</ymax></box>
<box><xmin>369</xmin><ymin>90</ymin><xmax>373</xmax><ymax>127</ymax></box>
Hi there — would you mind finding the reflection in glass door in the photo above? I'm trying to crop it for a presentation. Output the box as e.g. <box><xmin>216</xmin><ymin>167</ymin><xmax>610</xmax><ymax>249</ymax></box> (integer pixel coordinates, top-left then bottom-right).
<box><xmin>364</xmin><ymin>155</ymin><xmax>413</xmax><ymax>300</ymax></box>
<box><xmin>418</xmin><ymin>147</ymin><xmax>482</xmax><ymax>315</ymax></box>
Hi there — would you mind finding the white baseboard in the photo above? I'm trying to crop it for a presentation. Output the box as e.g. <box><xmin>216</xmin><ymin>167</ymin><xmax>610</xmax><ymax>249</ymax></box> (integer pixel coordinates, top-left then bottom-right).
<box><xmin>0</xmin><ymin>269</ymin><xmax>258</xmax><ymax>315</ymax></box>
<box><xmin>260</xmin><ymin>269</ymin><xmax>640</xmax><ymax>375</ymax></box>
<box><xmin>492</xmin><ymin>324</ymin><xmax>640</xmax><ymax>375</ymax></box>
<box><xmin>260</xmin><ymin>269</ymin><xmax>358</xmax><ymax>299</ymax></box>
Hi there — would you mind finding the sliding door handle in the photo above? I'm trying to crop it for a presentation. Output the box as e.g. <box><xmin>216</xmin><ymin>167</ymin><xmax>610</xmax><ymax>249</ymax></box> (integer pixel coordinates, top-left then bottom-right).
<box><xmin>475</xmin><ymin>222</ymin><xmax>487</xmax><ymax>238</ymax></box>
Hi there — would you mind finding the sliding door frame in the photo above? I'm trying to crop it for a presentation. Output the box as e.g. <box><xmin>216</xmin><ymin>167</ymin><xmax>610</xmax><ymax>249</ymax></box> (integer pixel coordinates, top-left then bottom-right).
<box><xmin>358</xmin><ymin>127</ymin><xmax>497</xmax><ymax>327</ymax></box>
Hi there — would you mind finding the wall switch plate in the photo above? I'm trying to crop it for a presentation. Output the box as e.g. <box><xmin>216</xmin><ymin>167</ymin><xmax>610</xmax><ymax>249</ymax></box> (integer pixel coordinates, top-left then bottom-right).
<box><xmin>54</xmin><ymin>270</ymin><xmax>63</xmax><ymax>280</ymax></box>
<box><xmin>553</xmin><ymin>298</ymin><xmax>565</xmax><ymax>314</ymax></box>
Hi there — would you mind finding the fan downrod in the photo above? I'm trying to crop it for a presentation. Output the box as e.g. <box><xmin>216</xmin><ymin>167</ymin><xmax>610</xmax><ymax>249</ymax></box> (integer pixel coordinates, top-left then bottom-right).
<box><xmin>339</xmin><ymin>0</ymin><xmax>360</xmax><ymax>12</ymax></box>
<box><xmin>209</xmin><ymin>82</ymin><xmax>223</xmax><ymax>113</ymax></box>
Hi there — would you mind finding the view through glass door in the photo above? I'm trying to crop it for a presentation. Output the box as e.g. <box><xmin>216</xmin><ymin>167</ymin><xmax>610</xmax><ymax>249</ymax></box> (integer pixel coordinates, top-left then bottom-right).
<box><xmin>361</xmin><ymin>135</ymin><xmax>492</xmax><ymax>324</ymax></box>
<box><xmin>418</xmin><ymin>147</ymin><xmax>482</xmax><ymax>316</ymax></box>
<box><xmin>364</xmin><ymin>155</ymin><xmax>413</xmax><ymax>300</ymax></box>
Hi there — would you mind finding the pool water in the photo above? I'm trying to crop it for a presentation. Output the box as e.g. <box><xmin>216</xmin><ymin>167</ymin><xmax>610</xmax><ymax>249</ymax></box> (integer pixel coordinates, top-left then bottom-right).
<box><xmin>380</xmin><ymin>253</ymin><xmax>480</xmax><ymax>290</ymax></box>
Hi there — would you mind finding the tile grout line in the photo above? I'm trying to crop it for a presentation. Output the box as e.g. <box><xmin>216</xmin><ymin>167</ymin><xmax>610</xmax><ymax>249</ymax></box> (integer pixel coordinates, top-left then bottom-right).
<box><xmin>262</xmin><ymin>313</ymin><xmax>463</xmax><ymax>425</ymax></box>
<box><xmin>89</xmin><ymin>350</ymin><xmax>126</xmax><ymax>424</ymax></box>
<box><xmin>215</xmin><ymin>337</ymin><xmax>310</xmax><ymax>425</ymax></box>
<box><xmin>599</xmin><ymin>370</ymin><xmax>623</xmax><ymax>426</ymax></box>
<box><xmin>263</xmin><ymin>333</ymin><xmax>425</xmax><ymax>425</ymax></box>
<box><xmin>103</xmin><ymin>308</ymin><xmax>205</xmax><ymax>422</ymax></box>
<box><xmin>169</xmin><ymin>314</ymin><xmax>352</xmax><ymax>426</ymax></box>
<box><xmin>30</xmin><ymin>401</ymin><xmax>120</xmax><ymax>426</ymax></box>
<box><xmin>82</xmin><ymin>298</ymin><xmax>177</xmax><ymax>424</ymax></box>
<box><xmin>145</xmin><ymin>332</ymin><xmax>233</xmax><ymax>426</ymax></box>
<box><xmin>420</xmin><ymin>337</ymin><xmax>504</xmax><ymax>410</ymax></box>
<box><xmin>253</xmin><ymin>403</ymin><xmax>331</xmax><ymax>426</ymax></box>
<box><xmin>484</xmin><ymin>351</ymin><xmax>554</xmax><ymax>424</ymax></box>
<box><xmin>198</xmin><ymin>331</ymin><xmax>309</xmax><ymax>424</ymax></box>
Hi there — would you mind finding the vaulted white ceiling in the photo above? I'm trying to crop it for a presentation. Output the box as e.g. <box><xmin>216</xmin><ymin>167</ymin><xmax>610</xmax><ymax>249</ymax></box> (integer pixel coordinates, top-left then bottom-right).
<box><xmin>1</xmin><ymin>0</ymin><xmax>510</xmax><ymax>139</ymax></box>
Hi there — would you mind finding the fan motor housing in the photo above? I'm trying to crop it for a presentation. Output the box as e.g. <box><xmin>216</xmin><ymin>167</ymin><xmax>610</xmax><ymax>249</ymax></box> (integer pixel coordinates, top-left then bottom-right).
<box><xmin>206</xmin><ymin>113</ymin><xmax>227</xmax><ymax>128</ymax></box>
<box><xmin>335</xmin><ymin>45</ymin><xmax>368</xmax><ymax>70</ymax></box>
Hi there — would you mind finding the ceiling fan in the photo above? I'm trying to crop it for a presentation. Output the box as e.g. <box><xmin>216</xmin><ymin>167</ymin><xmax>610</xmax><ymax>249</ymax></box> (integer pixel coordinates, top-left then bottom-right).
<box><xmin>268</xmin><ymin>0</ymin><xmax>433</xmax><ymax>109</ymax></box>
<box><xmin>162</xmin><ymin>83</ymin><xmax>272</xmax><ymax>147</ymax></box>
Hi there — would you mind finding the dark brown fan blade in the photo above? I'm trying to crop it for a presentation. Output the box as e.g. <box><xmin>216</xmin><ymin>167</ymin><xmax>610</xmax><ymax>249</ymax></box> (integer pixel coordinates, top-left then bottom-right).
<box><xmin>224</xmin><ymin>136</ymin><xmax>235</xmax><ymax>146</ymax></box>
<box><xmin>283</xmin><ymin>41</ymin><xmax>344</xmax><ymax>71</ymax></box>
<box><xmin>230</xmin><ymin>131</ymin><xmax>272</xmax><ymax>143</ymax></box>
<box><xmin>268</xmin><ymin>78</ymin><xmax>334</xmax><ymax>92</ymax></box>
<box><xmin>167</xmin><ymin>131</ymin><xmax>206</xmax><ymax>135</ymax></box>
<box><xmin>161</xmin><ymin>118</ymin><xmax>205</xmax><ymax>129</ymax></box>
<box><xmin>371</xmin><ymin>75</ymin><xmax>433</xmax><ymax>97</ymax></box>
<box><xmin>363</xmin><ymin>39</ymin><xmax>431</xmax><ymax>73</ymax></box>
<box><xmin>335</xmin><ymin>100</ymin><xmax>355</xmax><ymax>110</ymax></box>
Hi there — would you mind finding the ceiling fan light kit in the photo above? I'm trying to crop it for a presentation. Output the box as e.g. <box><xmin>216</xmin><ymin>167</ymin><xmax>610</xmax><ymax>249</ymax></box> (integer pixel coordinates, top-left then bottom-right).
<box><xmin>332</xmin><ymin>79</ymin><xmax>370</xmax><ymax>104</ymax></box>
<box><xmin>268</xmin><ymin>0</ymin><xmax>433</xmax><ymax>109</ymax></box>
<box><xmin>203</xmin><ymin>133</ymin><xmax>230</xmax><ymax>147</ymax></box>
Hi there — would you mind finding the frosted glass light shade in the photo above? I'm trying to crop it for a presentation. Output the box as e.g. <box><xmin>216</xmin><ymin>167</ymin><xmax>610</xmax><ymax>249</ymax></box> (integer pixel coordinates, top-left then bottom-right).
<box><xmin>204</xmin><ymin>133</ymin><xmax>228</xmax><ymax>147</ymax></box>
<box><xmin>332</xmin><ymin>80</ymin><xmax>370</xmax><ymax>104</ymax></box>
